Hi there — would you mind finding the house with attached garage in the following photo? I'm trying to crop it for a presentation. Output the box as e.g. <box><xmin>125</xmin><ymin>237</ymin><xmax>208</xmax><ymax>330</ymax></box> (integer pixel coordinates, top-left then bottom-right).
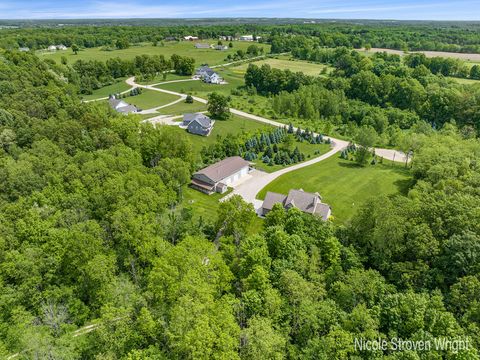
<box><xmin>261</xmin><ymin>189</ymin><xmax>331</xmax><ymax>220</ymax></box>
<box><xmin>183</xmin><ymin>113</ymin><xmax>214</xmax><ymax>136</ymax></box>
<box><xmin>195</xmin><ymin>65</ymin><xmax>222</xmax><ymax>84</ymax></box>
<box><xmin>108</xmin><ymin>95</ymin><xmax>139</xmax><ymax>114</ymax></box>
<box><xmin>191</xmin><ymin>156</ymin><xmax>251</xmax><ymax>194</ymax></box>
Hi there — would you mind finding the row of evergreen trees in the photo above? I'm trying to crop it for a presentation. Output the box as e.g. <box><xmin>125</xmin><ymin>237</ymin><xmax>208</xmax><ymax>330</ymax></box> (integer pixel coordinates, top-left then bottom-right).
<box><xmin>340</xmin><ymin>143</ymin><xmax>384</xmax><ymax>165</ymax></box>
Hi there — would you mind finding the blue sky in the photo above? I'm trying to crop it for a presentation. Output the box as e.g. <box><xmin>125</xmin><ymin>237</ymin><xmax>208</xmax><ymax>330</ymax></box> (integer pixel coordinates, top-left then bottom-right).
<box><xmin>1</xmin><ymin>0</ymin><xmax>480</xmax><ymax>20</ymax></box>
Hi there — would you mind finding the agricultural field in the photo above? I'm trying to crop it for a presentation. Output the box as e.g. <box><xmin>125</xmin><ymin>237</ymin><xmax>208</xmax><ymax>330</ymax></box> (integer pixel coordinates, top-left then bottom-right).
<box><xmin>231</xmin><ymin>57</ymin><xmax>333</xmax><ymax>76</ymax></box>
<box><xmin>81</xmin><ymin>78</ymin><xmax>131</xmax><ymax>101</ymax></box>
<box><xmin>257</xmin><ymin>155</ymin><xmax>412</xmax><ymax>223</ymax></box>
<box><xmin>38</xmin><ymin>40</ymin><xmax>271</xmax><ymax>66</ymax></box>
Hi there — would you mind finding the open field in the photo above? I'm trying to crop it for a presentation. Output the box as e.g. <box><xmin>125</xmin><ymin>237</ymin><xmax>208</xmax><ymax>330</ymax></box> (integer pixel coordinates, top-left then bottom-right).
<box><xmin>448</xmin><ymin>77</ymin><xmax>480</xmax><ymax>85</ymax></box>
<box><xmin>38</xmin><ymin>41</ymin><xmax>271</xmax><ymax>66</ymax></box>
<box><xmin>257</xmin><ymin>156</ymin><xmax>412</xmax><ymax>223</ymax></box>
<box><xmin>81</xmin><ymin>78</ymin><xmax>131</xmax><ymax>101</ymax></box>
<box><xmin>155</xmin><ymin>99</ymin><xmax>208</xmax><ymax>115</ymax></box>
<box><xmin>360</xmin><ymin>47</ymin><xmax>480</xmax><ymax>62</ymax></box>
<box><xmin>120</xmin><ymin>89</ymin><xmax>180</xmax><ymax>110</ymax></box>
<box><xmin>154</xmin><ymin>68</ymin><xmax>244</xmax><ymax>97</ymax></box>
<box><xmin>231</xmin><ymin>57</ymin><xmax>333</xmax><ymax>76</ymax></box>
<box><xmin>169</xmin><ymin>114</ymin><xmax>272</xmax><ymax>153</ymax></box>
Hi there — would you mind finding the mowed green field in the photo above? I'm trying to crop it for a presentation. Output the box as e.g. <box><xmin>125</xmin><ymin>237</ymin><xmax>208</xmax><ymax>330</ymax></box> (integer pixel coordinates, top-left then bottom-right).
<box><xmin>169</xmin><ymin>114</ymin><xmax>273</xmax><ymax>153</ymax></box>
<box><xmin>257</xmin><ymin>155</ymin><xmax>412</xmax><ymax>223</ymax></box>
<box><xmin>81</xmin><ymin>79</ymin><xmax>131</xmax><ymax>101</ymax></box>
<box><xmin>120</xmin><ymin>89</ymin><xmax>180</xmax><ymax>110</ymax></box>
<box><xmin>231</xmin><ymin>58</ymin><xmax>333</xmax><ymax>76</ymax></box>
<box><xmin>155</xmin><ymin>100</ymin><xmax>208</xmax><ymax>115</ymax></box>
<box><xmin>154</xmin><ymin>68</ymin><xmax>244</xmax><ymax>97</ymax></box>
<box><xmin>38</xmin><ymin>41</ymin><xmax>270</xmax><ymax>66</ymax></box>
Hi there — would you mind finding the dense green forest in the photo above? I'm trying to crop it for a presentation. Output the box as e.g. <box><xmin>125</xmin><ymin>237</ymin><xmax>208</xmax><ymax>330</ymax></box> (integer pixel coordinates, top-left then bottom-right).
<box><xmin>0</xmin><ymin>23</ymin><xmax>480</xmax><ymax>358</ymax></box>
<box><xmin>244</xmin><ymin>47</ymin><xmax>480</xmax><ymax>147</ymax></box>
<box><xmin>2</xmin><ymin>20</ymin><xmax>480</xmax><ymax>53</ymax></box>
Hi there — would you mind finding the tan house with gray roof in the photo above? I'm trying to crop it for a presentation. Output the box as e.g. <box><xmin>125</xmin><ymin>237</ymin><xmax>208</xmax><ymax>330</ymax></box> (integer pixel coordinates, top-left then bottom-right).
<box><xmin>191</xmin><ymin>156</ymin><xmax>250</xmax><ymax>194</ymax></box>
<box><xmin>262</xmin><ymin>189</ymin><xmax>331</xmax><ymax>220</ymax></box>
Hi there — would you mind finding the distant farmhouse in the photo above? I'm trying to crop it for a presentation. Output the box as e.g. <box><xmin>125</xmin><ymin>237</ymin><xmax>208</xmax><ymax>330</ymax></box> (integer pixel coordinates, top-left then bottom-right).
<box><xmin>261</xmin><ymin>189</ymin><xmax>331</xmax><ymax>220</ymax></box>
<box><xmin>191</xmin><ymin>156</ymin><xmax>250</xmax><ymax>194</ymax></box>
<box><xmin>195</xmin><ymin>65</ymin><xmax>222</xmax><ymax>84</ymax></box>
<box><xmin>219</xmin><ymin>35</ymin><xmax>234</xmax><ymax>41</ymax></box>
<box><xmin>108</xmin><ymin>95</ymin><xmax>139</xmax><ymax>114</ymax></box>
<box><xmin>239</xmin><ymin>35</ymin><xmax>261</xmax><ymax>41</ymax></box>
<box><xmin>195</xmin><ymin>43</ymin><xmax>211</xmax><ymax>49</ymax></box>
<box><xmin>47</xmin><ymin>44</ymin><xmax>68</xmax><ymax>51</ymax></box>
<box><xmin>184</xmin><ymin>35</ymin><xmax>199</xmax><ymax>41</ymax></box>
<box><xmin>214</xmin><ymin>44</ymin><xmax>228</xmax><ymax>51</ymax></box>
<box><xmin>183</xmin><ymin>113</ymin><xmax>214</xmax><ymax>136</ymax></box>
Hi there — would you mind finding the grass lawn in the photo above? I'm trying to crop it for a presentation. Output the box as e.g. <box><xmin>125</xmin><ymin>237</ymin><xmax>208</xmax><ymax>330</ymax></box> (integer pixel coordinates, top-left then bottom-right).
<box><xmin>182</xmin><ymin>186</ymin><xmax>263</xmax><ymax>233</ymax></box>
<box><xmin>38</xmin><ymin>41</ymin><xmax>271</xmax><ymax>66</ymax></box>
<box><xmin>257</xmin><ymin>156</ymin><xmax>412</xmax><ymax>224</ymax></box>
<box><xmin>154</xmin><ymin>69</ymin><xmax>244</xmax><ymax>97</ymax></box>
<box><xmin>122</xmin><ymin>89</ymin><xmax>180</xmax><ymax>110</ymax></box>
<box><xmin>231</xmin><ymin>57</ymin><xmax>333</xmax><ymax>76</ymax></box>
<box><xmin>156</xmin><ymin>100</ymin><xmax>208</xmax><ymax>115</ymax></box>
<box><xmin>81</xmin><ymin>78</ymin><xmax>131</xmax><ymax>101</ymax></box>
<box><xmin>253</xmin><ymin>142</ymin><xmax>331</xmax><ymax>173</ymax></box>
<box><xmin>170</xmin><ymin>114</ymin><xmax>273</xmax><ymax>153</ymax></box>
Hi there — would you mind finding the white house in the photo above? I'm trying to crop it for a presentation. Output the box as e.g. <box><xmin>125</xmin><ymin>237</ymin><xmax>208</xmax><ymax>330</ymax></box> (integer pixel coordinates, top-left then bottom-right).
<box><xmin>184</xmin><ymin>35</ymin><xmax>199</xmax><ymax>41</ymax></box>
<box><xmin>239</xmin><ymin>35</ymin><xmax>260</xmax><ymax>41</ymax></box>
<box><xmin>47</xmin><ymin>45</ymin><xmax>57</xmax><ymax>51</ymax></box>
<box><xmin>56</xmin><ymin>44</ymin><xmax>67</xmax><ymax>50</ymax></box>
<box><xmin>108</xmin><ymin>96</ymin><xmax>139</xmax><ymax>114</ymax></box>
<box><xmin>195</xmin><ymin>65</ymin><xmax>222</xmax><ymax>84</ymax></box>
<box><xmin>191</xmin><ymin>156</ymin><xmax>250</xmax><ymax>194</ymax></box>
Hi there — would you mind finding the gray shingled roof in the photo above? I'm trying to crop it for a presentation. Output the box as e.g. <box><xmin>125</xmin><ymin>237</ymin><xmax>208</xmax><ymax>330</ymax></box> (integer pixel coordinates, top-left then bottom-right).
<box><xmin>194</xmin><ymin>156</ymin><xmax>249</xmax><ymax>183</ymax></box>
<box><xmin>262</xmin><ymin>192</ymin><xmax>287</xmax><ymax>211</ymax></box>
<box><xmin>284</xmin><ymin>189</ymin><xmax>322</xmax><ymax>214</ymax></box>
<box><xmin>184</xmin><ymin>113</ymin><xmax>211</xmax><ymax>124</ymax></box>
<box><xmin>314</xmin><ymin>202</ymin><xmax>331</xmax><ymax>221</ymax></box>
<box><xmin>262</xmin><ymin>189</ymin><xmax>330</xmax><ymax>220</ymax></box>
<box><xmin>190</xmin><ymin>116</ymin><xmax>212</xmax><ymax>128</ymax></box>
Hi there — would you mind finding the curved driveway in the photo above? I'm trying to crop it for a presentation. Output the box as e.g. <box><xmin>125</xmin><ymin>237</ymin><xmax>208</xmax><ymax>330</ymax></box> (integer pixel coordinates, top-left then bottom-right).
<box><xmin>126</xmin><ymin>76</ymin><xmax>408</xmax><ymax>208</ymax></box>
